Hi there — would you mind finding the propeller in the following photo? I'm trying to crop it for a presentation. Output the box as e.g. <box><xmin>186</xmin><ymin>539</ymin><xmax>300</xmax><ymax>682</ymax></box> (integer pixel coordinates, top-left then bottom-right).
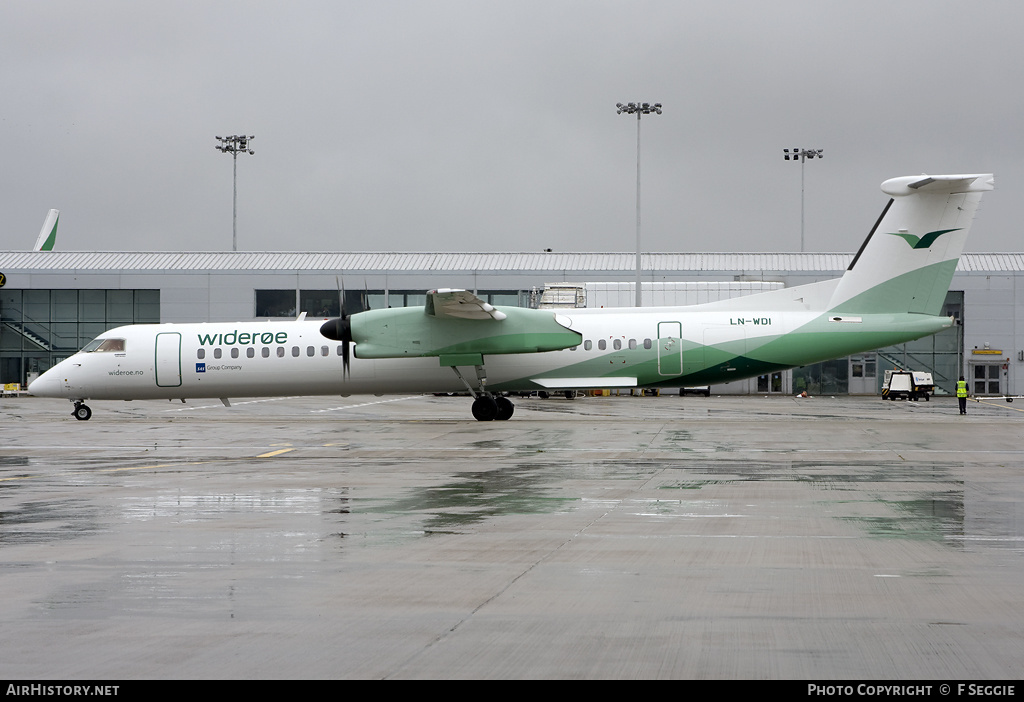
<box><xmin>319</xmin><ymin>313</ymin><xmax>352</xmax><ymax>377</ymax></box>
<box><xmin>320</xmin><ymin>277</ymin><xmax>353</xmax><ymax>377</ymax></box>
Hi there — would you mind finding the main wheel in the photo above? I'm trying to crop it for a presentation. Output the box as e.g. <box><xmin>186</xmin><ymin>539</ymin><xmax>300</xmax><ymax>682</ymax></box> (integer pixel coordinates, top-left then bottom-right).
<box><xmin>73</xmin><ymin>404</ymin><xmax>92</xmax><ymax>421</ymax></box>
<box><xmin>471</xmin><ymin>396</ymin><xmax>498</xmax><ymax>421</ymax></box>
<box><xmin>495</xmin><ymin>396</ymin><xmax>515</xmax><ymax>420</ymax></box>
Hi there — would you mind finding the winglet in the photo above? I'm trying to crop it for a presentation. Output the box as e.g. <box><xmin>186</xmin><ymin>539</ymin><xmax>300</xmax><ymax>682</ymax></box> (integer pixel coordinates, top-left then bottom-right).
<box><xmin>33</xmin><ymin>209</ymin><xmax>59</xmax><ymax>251</ymax></box>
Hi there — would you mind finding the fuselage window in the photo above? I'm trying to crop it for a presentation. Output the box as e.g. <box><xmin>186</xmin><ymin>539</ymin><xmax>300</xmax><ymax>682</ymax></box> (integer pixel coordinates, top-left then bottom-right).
<box><xmin>291</xmin><ymin>346</ymin><xmax>300</xmax><ymax>358</ymax></box>
<box><xmin>644</xmin><ymin>338</ymin><xmax>652</xmax><ymax>349</ymax></box>
<box><xmin>277</xmin><ymin>347</ymin><xmax>285</xmax><ymax>358</ymax></box>
<box><xmin>306</xmin><ymin>346</ymin><xmax>315</xmax><ymax>357</ymax></box>
<box><xmin>598</xmin><ymin>339</ymin><xmax>606</xmax><ymax>350</ymax></box>
<box><xmin>214</xmin><ymin>348</ymin><xmax>222</xmax><ymax>359</ymax></box>
<box><xmin>231</xmin><ymin>348</ymin><xmax>239</xmax><ymax>359</ymax></box>
<box><xmin>197</xmin><ymin>348</ymin><xmax>206</xmax><ymax>360</ymax></box>
<box><xmin>628</xmin><ymin>339</ymin><xmax>637</xmax><ymax>350</ymax></box>
<box><xmin>584</xmin><ymin>340</ymin><xmax>592</xmax><ymax>351</ymax></box>
<box><xmin>613</xmin><ymin>339</ymin><xmax>621</xmax><ymax>350</ymax></box>
<box><xmin>262</xmin><ymin>347</ymin><xmax>270</xmax><ymax>358</ymax></box>
<box><xmin>247</xmin><ymin>348</ymin><xmax>255</xmax><ymax>359</ymax></box>
<box><xmin>321</xmin><ymin>346</ymin><xmax>329</xmax><ymax>357</ymax></box>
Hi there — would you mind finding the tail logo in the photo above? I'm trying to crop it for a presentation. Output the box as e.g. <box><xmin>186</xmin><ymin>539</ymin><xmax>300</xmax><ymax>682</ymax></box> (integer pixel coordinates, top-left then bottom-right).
<box><xmin>889</xmin><ymin>229</ymin><xmax>960</xmax><ymax>250</ymax></box>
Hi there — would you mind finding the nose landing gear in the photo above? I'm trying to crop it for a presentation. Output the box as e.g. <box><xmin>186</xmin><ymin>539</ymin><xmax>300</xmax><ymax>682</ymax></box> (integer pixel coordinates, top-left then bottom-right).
<box><xmin>72</xmin><ymin>401</ymin><xmax>92</xmax><ymax>421</ymax></box>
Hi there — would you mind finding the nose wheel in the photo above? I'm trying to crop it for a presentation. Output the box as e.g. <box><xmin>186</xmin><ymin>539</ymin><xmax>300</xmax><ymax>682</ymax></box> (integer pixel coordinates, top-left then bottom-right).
<box><xmin>72</xmin><ymin>402</ymin><xmax>92</xmax><ymax>421</ymax></box>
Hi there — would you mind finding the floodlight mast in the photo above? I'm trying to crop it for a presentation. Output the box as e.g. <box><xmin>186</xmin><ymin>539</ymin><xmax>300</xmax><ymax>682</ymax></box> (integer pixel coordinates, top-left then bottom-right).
<box><xmin>215</xmin><ymin>135</ymin><xmax>256</xmax><ymax>252</ymax></box>
<box><xmin>617</xmin><ymin>102</ymin><xmax>662</xmax><ymax>307</ymax></box>
<box><xmin>783</xmin><ymin>147</ymin><xmax>823</xmax><ymax>253</ymax></box>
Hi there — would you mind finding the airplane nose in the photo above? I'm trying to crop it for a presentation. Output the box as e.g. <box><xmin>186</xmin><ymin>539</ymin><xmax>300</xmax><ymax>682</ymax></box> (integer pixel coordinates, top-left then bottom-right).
<box><xmin>27</xmin><ymin>367</ymin><xmax>62</xmax><ymax>398</ymax></box>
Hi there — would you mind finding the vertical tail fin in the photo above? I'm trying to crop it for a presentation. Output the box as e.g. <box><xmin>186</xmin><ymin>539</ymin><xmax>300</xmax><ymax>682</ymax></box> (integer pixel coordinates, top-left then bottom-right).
<box><xmin>827</xmin><ymin>174</ymin><xmax>993</xmax><ymax>315</ymax></box>
<box><xmin>33</xmin><ymin>209</ymin><xmax>59</xmax><ymax>251</ymax></box>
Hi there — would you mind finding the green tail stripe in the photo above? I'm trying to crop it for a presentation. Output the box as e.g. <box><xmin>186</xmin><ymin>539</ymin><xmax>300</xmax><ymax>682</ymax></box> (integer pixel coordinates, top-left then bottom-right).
<box><xmin>829</xmin><ymin>259</ymin><xmax>958</xmax><ymax>316</ymax></box>
<box><xmin>40</xmin><ymin>219</ymin><xmax>58</xmax><ymax>251</ymax></box>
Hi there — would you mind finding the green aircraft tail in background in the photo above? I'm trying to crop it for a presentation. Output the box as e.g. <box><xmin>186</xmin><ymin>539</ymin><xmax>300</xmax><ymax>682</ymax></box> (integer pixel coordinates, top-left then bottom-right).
<box><xmin>33</xmin><ymin>209</ymin><xmax>59</xmax><ymax>251</ymax></box>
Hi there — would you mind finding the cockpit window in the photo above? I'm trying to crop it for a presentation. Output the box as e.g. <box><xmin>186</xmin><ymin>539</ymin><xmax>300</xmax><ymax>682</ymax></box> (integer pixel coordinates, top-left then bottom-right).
<box><xmin>81</xmin><ymin>338</ymin><xmax>126</xmax><ymax>353</ymax></box>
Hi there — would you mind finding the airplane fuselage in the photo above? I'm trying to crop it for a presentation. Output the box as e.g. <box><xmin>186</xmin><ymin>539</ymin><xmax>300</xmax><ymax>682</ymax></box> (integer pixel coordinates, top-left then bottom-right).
<box><xmin>30</xmin><ymin>305</ymin><xmax>952</xmax><ymax>403</ymax></box>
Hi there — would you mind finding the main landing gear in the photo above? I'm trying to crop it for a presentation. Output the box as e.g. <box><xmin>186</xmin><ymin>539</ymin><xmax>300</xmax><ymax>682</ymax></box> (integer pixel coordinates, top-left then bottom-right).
<box><xmin>450</xmin><ymin>363</ymin><xmax>514</xmax><ymax>421</ymax></box>
<box><xmin>72</xmin><ymin>401</ymin><xmax>92</xmax><ymax>421</ymax></box>
<box><xmin>471</xmin><ymin>395</ymin><xmax>515</xmax><ymax>421</ymax></box>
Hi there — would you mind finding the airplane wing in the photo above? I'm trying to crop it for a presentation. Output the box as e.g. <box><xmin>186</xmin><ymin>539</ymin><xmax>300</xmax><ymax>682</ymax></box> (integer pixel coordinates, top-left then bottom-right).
<box><xmin>426</xmin><ymin>289</ymin><xmax>507</xmax><ymax>321</ymax></box>
<box><xmin>345</xmin><ymin>290</ymin><xmax>581</xmax><ymax>360</ymax></box>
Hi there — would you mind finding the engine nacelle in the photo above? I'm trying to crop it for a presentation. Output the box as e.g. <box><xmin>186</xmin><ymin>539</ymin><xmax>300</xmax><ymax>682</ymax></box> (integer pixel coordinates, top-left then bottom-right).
<box><xmin>348</xmin><ymin>307</ymin><xmax>581</xmax><ymax>359</ymax></box>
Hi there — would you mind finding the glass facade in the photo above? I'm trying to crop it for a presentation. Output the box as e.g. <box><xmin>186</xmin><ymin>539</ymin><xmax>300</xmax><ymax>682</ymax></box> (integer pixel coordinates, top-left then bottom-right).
<box><xmin>255</xmin><ymin>290</ymin><xmax>297</xmax><ymax>318</ymax></box>
<box><xmin>792</xmin><ymin>357</ymin><xmax>849</xmax><ymax>395</ymax></box>
<box><xmin>300</xmin><ymin>290</ymin><xmax>341</xmax><ymax>317</ymax></box>
<box><xmin>256</xmin><ymin>289</ymin><xmax>528</xmax><ymax>317</ymax></box>
<box><xmin>0</xmin><ymin>289</ymin><xmax>159</xmax><ymax>386</ymax></box>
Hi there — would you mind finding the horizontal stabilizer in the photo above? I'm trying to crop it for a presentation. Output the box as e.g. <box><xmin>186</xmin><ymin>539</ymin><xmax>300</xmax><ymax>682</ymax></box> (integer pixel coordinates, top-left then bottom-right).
<box><xmin>881</xmin><ymin>174</ymin><xmax>994</xmax><ymax>196</ymax></box>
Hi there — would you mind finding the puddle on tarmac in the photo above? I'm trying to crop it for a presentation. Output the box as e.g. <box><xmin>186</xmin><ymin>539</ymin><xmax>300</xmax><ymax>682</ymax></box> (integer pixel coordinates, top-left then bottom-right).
<box><xmin>839</xmin><ymin>496</ymin><xmax>965</xmax><ymax>543</ymax></box>
<box><xmin>657</xmin><ymin>480</ymin><xmax>730</xmax><ymax>490</ymax></box>
<box><xmin>353</xmin><ymin>463</ymin><xmax>578</xmax><ymax>535</ymax></box>
<box><xmin>4</xmin><ymin>452</ymin><xmax>1019</xmax><ymax>555</ymax></box>
<box><xmin>0</xmin><ymin>498</ymin><xmax>102</xmax><ymax>544</ymax></box>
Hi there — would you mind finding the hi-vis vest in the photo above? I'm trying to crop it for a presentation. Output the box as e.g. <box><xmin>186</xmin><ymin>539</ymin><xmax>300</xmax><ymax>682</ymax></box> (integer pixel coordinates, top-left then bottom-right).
<box><xmin>957</xmin><ymin>380</ymin><xmax>968</xmax><ymax>398</ymax></box>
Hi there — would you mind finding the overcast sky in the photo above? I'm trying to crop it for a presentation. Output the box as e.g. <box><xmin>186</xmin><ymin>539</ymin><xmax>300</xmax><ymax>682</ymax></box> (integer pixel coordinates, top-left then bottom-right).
<box><xmin>1</xmin><ymin>1</ymin><xmax>1021</xmax><ymax>254</ymax></box>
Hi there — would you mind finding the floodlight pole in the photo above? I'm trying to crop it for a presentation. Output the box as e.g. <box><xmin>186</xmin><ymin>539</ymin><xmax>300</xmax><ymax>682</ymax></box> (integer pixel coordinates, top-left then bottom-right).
<box><xmin>783</xmin><ymin>148</ymin><xmax>823</xmax><ymax>252</ymax></box>
<box><xmin>617</xmin><ymin>102</ymin><xmax>662</xmax><ymax>307</ymax></box>
<box><xmin>215</xmin><ymin>135</ymin><xmax>255</xmax><ymax>252</ymax></box>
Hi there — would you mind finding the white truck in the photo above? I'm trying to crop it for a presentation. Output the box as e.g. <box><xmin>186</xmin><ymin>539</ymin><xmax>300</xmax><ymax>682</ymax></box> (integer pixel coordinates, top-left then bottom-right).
<box><xmin>882</xmin><ymin>370</ymin><xmax>935</xmax><ymax>401</ymax></box>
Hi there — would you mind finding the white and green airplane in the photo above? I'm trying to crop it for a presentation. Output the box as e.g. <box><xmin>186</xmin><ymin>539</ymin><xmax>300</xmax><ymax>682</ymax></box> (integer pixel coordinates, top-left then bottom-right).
<box><xmin>29</xmin><ymin>173</ymin><xmax>993</xmax><ymax>421</ymax></box>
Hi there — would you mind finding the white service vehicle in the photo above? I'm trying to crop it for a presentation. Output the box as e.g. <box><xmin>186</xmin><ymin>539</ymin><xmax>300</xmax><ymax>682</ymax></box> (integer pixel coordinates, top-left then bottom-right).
<box><xmin>882</xmin><ymin>370</ymin><xmax>934</xmax><ymax>401</ymax></box>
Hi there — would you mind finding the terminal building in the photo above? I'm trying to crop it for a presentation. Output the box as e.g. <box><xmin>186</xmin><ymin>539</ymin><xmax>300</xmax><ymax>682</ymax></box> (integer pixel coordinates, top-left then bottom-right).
<box><xmin>1</xmin><ymin>250</ymin><xmax>1021</xmax><ymax>397</ymax></box>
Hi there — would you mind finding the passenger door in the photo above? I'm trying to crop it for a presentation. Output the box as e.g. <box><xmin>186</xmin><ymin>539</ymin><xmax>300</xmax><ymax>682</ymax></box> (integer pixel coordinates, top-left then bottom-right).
<box><xmin>657</xmin><ymin>321</ymin><xmax>682</xmax><ymax>376</ymax></box>
<box><xmin>155</xmin><ymin>332</ymin><xmax>182</xmax><ymax>388</ymax></box>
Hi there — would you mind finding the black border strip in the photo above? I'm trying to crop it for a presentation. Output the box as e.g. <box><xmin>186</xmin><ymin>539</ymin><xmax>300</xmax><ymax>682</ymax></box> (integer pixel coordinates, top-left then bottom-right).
<box><xmin>847</xmin><ymin>198</ymin><xmax>893</xmax><ymax>271</ymax></box>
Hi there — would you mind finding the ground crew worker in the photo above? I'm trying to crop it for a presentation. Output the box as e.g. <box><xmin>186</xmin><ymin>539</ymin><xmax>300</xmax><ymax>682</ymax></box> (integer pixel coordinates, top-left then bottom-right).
<box><xmin>957</xmin><ymin>375</ymin><xmax>969</xmax><ymax>414</ymax></box>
